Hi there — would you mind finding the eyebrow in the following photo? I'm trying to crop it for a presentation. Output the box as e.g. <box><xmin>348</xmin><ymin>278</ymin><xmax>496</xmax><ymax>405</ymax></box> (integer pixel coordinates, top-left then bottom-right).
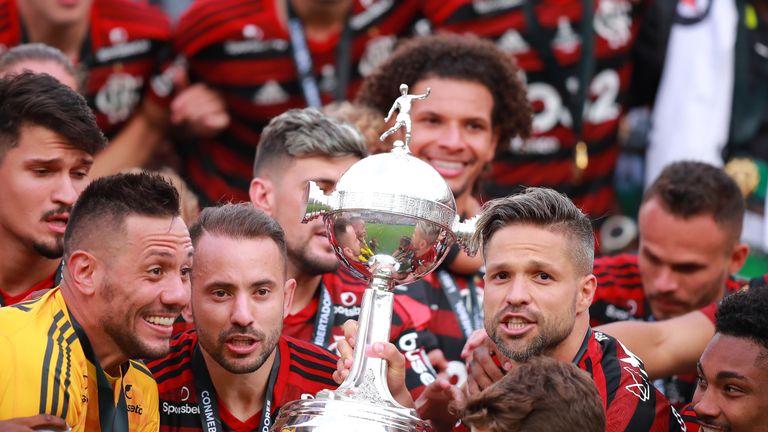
<box><xmin>27</xmin><ymin>157</ymin><xmax>94</xmax><ymax>165</ymax></box>
<box><xmin>697</xmin><ymin>362</ymin><xmax>748</xmax><ymax>381</ymax></box>
<box><xmin>206</xmin><ymin>279</ymin><xmax>277</xmax><ymax>290</ymax></box>
<box><xmin>716</xmin><ymin>371</ymin><xmax>747</xmax><ymax>381</ymax></box>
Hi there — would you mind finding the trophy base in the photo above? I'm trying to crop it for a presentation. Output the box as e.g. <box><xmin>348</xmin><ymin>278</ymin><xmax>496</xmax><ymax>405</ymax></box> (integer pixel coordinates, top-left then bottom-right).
<box><xmin>272</xmin><ymin>391</ymin><xmax>432</xmax><ymax>432</ymax></box>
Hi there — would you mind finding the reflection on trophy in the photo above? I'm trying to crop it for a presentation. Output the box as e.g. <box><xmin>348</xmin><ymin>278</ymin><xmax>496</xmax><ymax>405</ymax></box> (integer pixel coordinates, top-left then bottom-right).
<box><xmin>271</xmin><ymin>85</ymin><xmax>477</xmax><ymax>432</ymax></box>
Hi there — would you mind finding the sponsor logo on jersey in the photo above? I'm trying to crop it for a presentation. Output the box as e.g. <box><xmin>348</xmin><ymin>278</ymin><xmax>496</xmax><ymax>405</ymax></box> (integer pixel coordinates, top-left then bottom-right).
<box><xmin>162</xmin><ymin>401</ymin><xmax>200</xmax><ymax>415</ymax></box>
<box><xmin>340</xmin><ymin>292</ymin><xmax>357</xmax><ymax>307</ymax></box>
<box><xmin>473</xmin><ymin>0</ymin><xmax>523</xmax><ymax>14</ymax></box>
<box><xmin>358</xmin><ymin>36</ymin><xmax>396</xmax><ymax>77</ymax></box>
<box><xmin>96</xmin><ymin>39</ymin><xmax>152</xmax><ymax>63</ymax></box>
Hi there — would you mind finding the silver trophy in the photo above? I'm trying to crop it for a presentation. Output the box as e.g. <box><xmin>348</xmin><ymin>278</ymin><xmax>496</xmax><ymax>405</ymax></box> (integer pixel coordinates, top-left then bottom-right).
<box><xmin>271</xmin><ymin>85</ymin><xmax>477</xmax><ymax>432</ymax></box>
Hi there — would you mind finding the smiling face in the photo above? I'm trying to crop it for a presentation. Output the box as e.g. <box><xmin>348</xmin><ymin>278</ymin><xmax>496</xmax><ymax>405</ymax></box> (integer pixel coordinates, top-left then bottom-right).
<box><xmin>191</xmin><ymin>233</ymin><xmax>294</xmax><ymax>374</ymax></box>
<box><xmin>267</xmin><ymin>155</ymin><xmax>359</xmax><ymax>277</ymax></box>
<box><xmin>692</xmin><ymin>334</ymin><xmax>768</xmax><ymax>432</ymax></box>
<box><xmin>0</xmin><ymin>124</ymin><xmax>92</xmax><ymax>259</ymax></box>
<box><xmin>638</xmin><ymin>197</ymin><xmax>742</xmax><ymax>320</ymax></box>
<box><xmin>99</xmin><ymin>215</ymin><xmax>193</xmax><ymax>360</ymax></box>
<box><xmin>483</xmin><ymin>224</ymin><xmax>595</xmax><ymax>362</ymax></box>
<box><xmin>408</xmin><ymin>78</ymin><xmax>498</xmax><ymax>206</ymax></box>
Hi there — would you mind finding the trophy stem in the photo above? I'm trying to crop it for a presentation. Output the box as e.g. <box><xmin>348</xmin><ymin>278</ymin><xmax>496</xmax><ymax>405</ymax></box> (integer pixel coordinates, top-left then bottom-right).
<box><xmin>333</xmin><ymin>275</ymin><xmax>400</xmax><ymax>407</ymax></box>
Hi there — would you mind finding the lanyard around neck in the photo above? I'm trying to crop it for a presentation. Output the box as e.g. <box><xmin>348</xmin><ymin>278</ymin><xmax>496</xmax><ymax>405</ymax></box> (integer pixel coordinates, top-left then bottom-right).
<box><xmin>192</xmin><ymin>344</ymin><xmax>281</xmax><ymax>432</ymax></box>
<box><xmin>286</xmin><ymin>0</ymin><xmax>354</xmax><ymax>107</ymax></box>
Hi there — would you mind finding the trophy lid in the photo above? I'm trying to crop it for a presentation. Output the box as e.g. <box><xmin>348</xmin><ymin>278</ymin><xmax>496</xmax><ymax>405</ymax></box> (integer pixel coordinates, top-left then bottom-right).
<box><xmin>332</xmin><ymin>140</ymin><xmax>457</xmax><ymax>230</ymax></box>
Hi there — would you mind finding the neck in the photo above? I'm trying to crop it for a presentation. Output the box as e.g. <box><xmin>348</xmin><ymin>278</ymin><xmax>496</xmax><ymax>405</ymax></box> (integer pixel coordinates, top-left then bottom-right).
<box><xmin>0</xmin><ymin>234</ymin><xmax>60</xmax><ymax>298</ymax></box>
<box><xmin>201</xmin><ymin>345</ymin><xmax>277</xmax><ymax>421</ymax></box>
<box><xmin>549</xmin><ymin>314</ymin><xmax>591</xmax><ymax>363</ymax></box>
<box><xmin>60</xmin><ymin>281</ymin><xmax>126</xmax><ymax>374</ymax></box>
<box><xmin>288</xmin><ymin>263</ymin><xmax>323</xmax><ymax>315</ymax></box>
<box><xmin>283</xmin><ymin>0</ymin><xmax>352</xmax><ymax>39</ymax></box>
<box><xmin>17</xmin><ymin>2</ymin><xmax>89</xmax><ymax>61</ymax></box>
<box><xmin>455</xmin><ymin>191</ymin><xmax>481</xmax><ymax>219</ymax></box>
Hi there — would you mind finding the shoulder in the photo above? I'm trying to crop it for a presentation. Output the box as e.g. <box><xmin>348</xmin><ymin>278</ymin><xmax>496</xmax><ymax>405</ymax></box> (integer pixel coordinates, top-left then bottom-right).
<box><xmin>93</xmin><ymin>0</ymin><xmax>170</xmax><ymax>39</ymax></box>
<box><xmin>174</xmin><ymin>0</ymin><xmax>271</xmax><ymax>51</ymax></box>
<box><xmin>147</xmin><ymin>330</ymin><xmax>196</xmax><ymax>384</ymax></box>
<box><xmin>281</xmin><ymin>336</ymin><xmax>338</xmax><ymax>389</ymax></box>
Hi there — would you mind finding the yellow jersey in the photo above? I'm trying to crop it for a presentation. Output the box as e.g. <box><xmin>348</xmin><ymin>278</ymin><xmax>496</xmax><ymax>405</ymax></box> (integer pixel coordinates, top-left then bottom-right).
<box><xmin>0</xmin><ymin>288</ymin><xmax>159</xmax><ymax>431</ymax></box>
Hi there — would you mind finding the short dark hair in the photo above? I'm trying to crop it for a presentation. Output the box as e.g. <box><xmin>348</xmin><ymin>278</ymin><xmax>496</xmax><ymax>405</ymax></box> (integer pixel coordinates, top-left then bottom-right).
<box><xmin>0</xmin><ymin>43</ymin><xmax>77</xmax><ymax>79</ymax></box>
<box><xmin>189</xmin><ymin>203</ymin><xmax>288</xmax><ymax>274</ymax></box>
<box><xmin>64</xmin><ymin>172</ymin><xmax>180</xmax><ymax>257</ymax></box>
<box><xmin>0</xmin><ymin>72</ymin><xmax>105</xmax><ymax>160</ymax></box>
<box><xmin>715</xmin><ymin>285</ymin><xmax>768</xmax><ymax>361</ymax></box>
<box><xmin>643</xmin><ymin>161</ymin><xmax>745</xmax><ymax>241</ymax></box>
<box><xmin>356</xmin><ymin>33</ymin><xmax>532</xmax><ymax>150</ymax></box>
<box><xmin>473</xmin><ymin>187</ymin><xmax>595</xmax><ymax>275</ymax></box>
<box><xmin>462</xmin><ymin>356</ymin><xmax>605</xmax><ymax>432</ymax></box>
<box><xmin>252</xmin><ymin>108</ymin><xmax>368</xmax><ymax>177</ymax></box>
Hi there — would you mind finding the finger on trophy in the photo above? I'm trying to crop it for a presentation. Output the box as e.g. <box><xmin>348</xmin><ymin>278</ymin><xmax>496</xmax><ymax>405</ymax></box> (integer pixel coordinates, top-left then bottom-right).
<box><xmin>364</xmin><ymin>342</ymin><xmax>414</xmax><ymax>409</ymax></box>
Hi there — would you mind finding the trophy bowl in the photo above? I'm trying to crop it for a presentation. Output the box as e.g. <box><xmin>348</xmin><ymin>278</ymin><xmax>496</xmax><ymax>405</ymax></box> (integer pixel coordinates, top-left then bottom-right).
<box><xmin>272</xmin><ymin>88</ymin><xmax>477</xmax><ymax>432</ymax></box>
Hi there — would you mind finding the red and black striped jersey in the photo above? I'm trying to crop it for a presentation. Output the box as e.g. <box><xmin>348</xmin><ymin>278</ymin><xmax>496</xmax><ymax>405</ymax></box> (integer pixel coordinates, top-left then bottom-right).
<box><xmin>428</xmin><ymin>0</ymin><xmax>646</xmax><ymax>219</ymax></box>
<box><xmin>590</xmin><ymin>253</ymin><xmax>746</xmax><ymax>326</ymax></box>
<box><xmin>403</xmin><ymin>268</ymin><xmax>484</xmax><ymax>363</ymax></box>
<box><xmin>147</xmin><ymin>331</ymin><xmax>338</xmax><ymax>432</ymax></box>
<box><xmin>283</xmin><ymin>266</ymin><xmax>436</xmax><ymax>397</ymax></box>
<box><xmin>172</xmin><ymin>0</ymin><xmax>424</xmax><ymax>204</ymax></box>
<box><xmin>0</xmin><ymin>0</ymin><xmax>171</xmax><ymax>138</ymax></box>
<box><xmin>452</xmin><ymin>329</ymin><xmax>685</xmax><ymax>431</ymax></box>
<box><xmin>577</xmin><ymin>329</ymin><xmax>686</xmax><ymax>431</ymax></box>
<box><xmin>679</xmin><ymin>405</ymin><xmax>701</xmax><ymax>431</ymax></box>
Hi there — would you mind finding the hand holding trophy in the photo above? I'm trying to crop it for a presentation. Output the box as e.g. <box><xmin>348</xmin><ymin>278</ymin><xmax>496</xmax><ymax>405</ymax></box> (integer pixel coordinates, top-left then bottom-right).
<box><xmin>272</xmin><ymin>85</ymin><xmax>476</xmax><ymax>432</ymax></box>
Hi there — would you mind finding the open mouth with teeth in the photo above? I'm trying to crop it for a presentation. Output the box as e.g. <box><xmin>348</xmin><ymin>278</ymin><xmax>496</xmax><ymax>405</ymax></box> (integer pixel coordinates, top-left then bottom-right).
<box><xmin>500</xmin><ymin>317</ymin><xmax>535</xmax><ymax>336</ymax></box>
<box><xmin>427</xmin><ymin>159</ymin><xmax>467</xmax><ymax>177</ymax></box>
<box><xmin>144</xmin><ymin>316</ymin><xmax>175</xmax><ymax>327</ymax></box>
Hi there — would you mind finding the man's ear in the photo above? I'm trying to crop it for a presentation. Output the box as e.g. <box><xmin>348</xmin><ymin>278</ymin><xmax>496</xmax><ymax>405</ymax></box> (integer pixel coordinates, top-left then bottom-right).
<box><xmin>727</xmin><ymin>241</ymin><xmax>750</xmax><ymax>275</ymax></box>
<box><xmin>283</xmin><ymin>278</ymin><xmax>297</xmax><ymax>318</ymax></box>
<box><xmin>66</xmin><ymin>250</ymin><xmax>100</xmax><ymax>296</ymax></box>
<box><xmin>250</xmin><ymin>177</ymin><xmax>275</xmax><ymax>216</ymax></box>
<box><xmin>577</xmin><ymin>274</ymin><xmax>597</xmax><ymax>314</ymax></box>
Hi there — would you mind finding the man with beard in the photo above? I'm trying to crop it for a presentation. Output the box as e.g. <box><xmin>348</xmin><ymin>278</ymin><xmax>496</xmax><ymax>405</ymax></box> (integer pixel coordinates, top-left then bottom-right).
<box><xmin>0</xmin><ymin>172</ymin><xmax>193</xmax><ymax>431</ymax></box>
<box><xmin>249</xmin><ymin>108</ymin><xmax>436</xmax><ymax>396</ymax></box>
<box><xmin>149</xmin><ymin>203</ymin><xmax>412</xmax><ymax>431</ymax></box>
<box><xmin>465</xmin><ymin>187</ymin><xmax>684</xmax><ymax>431</ymax></box>
<box><xmin>0</xmin><ymin>72</ymin><xmax>104</xmax><ymax>306</ymax></box>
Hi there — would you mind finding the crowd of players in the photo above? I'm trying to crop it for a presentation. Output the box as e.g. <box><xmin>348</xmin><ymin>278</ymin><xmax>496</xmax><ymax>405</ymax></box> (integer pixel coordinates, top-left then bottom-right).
<box><xmin>0</xmin><ymin>1</ymin><xmax>767</xmax><ymax>431</ymax></box>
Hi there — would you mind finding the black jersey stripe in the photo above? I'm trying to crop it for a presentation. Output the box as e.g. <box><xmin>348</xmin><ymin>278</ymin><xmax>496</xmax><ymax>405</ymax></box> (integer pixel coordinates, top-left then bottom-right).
<box><xmin>285</xmin><ymin>340</ymin><xmax>337</xmax><ymax>365</ymax></box>
<box><xmin>288</xmin><ymin>364</ymin><xmax>338</xmax><ymax>388</ymax></box>
<box><xmin>178</xmin><ymin>1</ymin><xmax>263</xmax><ymax>52</ymax></box>
<box><xmin>60</xmin><ymin>341</ymin><xmax>74</xmax><ymax>419</ymax></box>
<box><xmin>153</xmin><ymin>362</ymin><xmax>191</xmax><ymax>384</ymax></box>
<box><xmin>50</xmin><ymin>320</ymin><xmax>73</xmax><ymax>416</ymax></box>
<box><xmin>625</xmin><ymin>368</ymin><xmax>658</xmax><ymax>431</ymax></box>
<box><xmin>600</xmin><ymin>337</ymin><xmax>622</xmax><ymax>409</ymax></box>
<box><xmin>39</xmin><ymin>310</ymin><xmax>65</xmax><ymax>415</ymax></box>
<box><xmin>290</xmin><ymin>353</ymin><xmax>336</xmax><ymax>376</ymax></box>
<box><xmin>130</xmin><ymin>360</ymin><xmax>154</xmax><ymax>380</ymax></box>
<box><xmin>148</xmin><ymin>337</ymin><xmax>195</xmax><ymax>374</ymax></box>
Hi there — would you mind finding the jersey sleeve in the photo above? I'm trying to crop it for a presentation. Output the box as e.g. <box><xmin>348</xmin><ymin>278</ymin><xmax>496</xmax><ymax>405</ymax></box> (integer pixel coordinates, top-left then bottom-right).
<box><xmin>391</xmin><ymin>299</ymin><xmax>436</xmax><ymax>399</ymax></box>
<box><xmin>603</xmin><ymin>342</ymin><xmax>686</xmax><ymax>432</ymax></box>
